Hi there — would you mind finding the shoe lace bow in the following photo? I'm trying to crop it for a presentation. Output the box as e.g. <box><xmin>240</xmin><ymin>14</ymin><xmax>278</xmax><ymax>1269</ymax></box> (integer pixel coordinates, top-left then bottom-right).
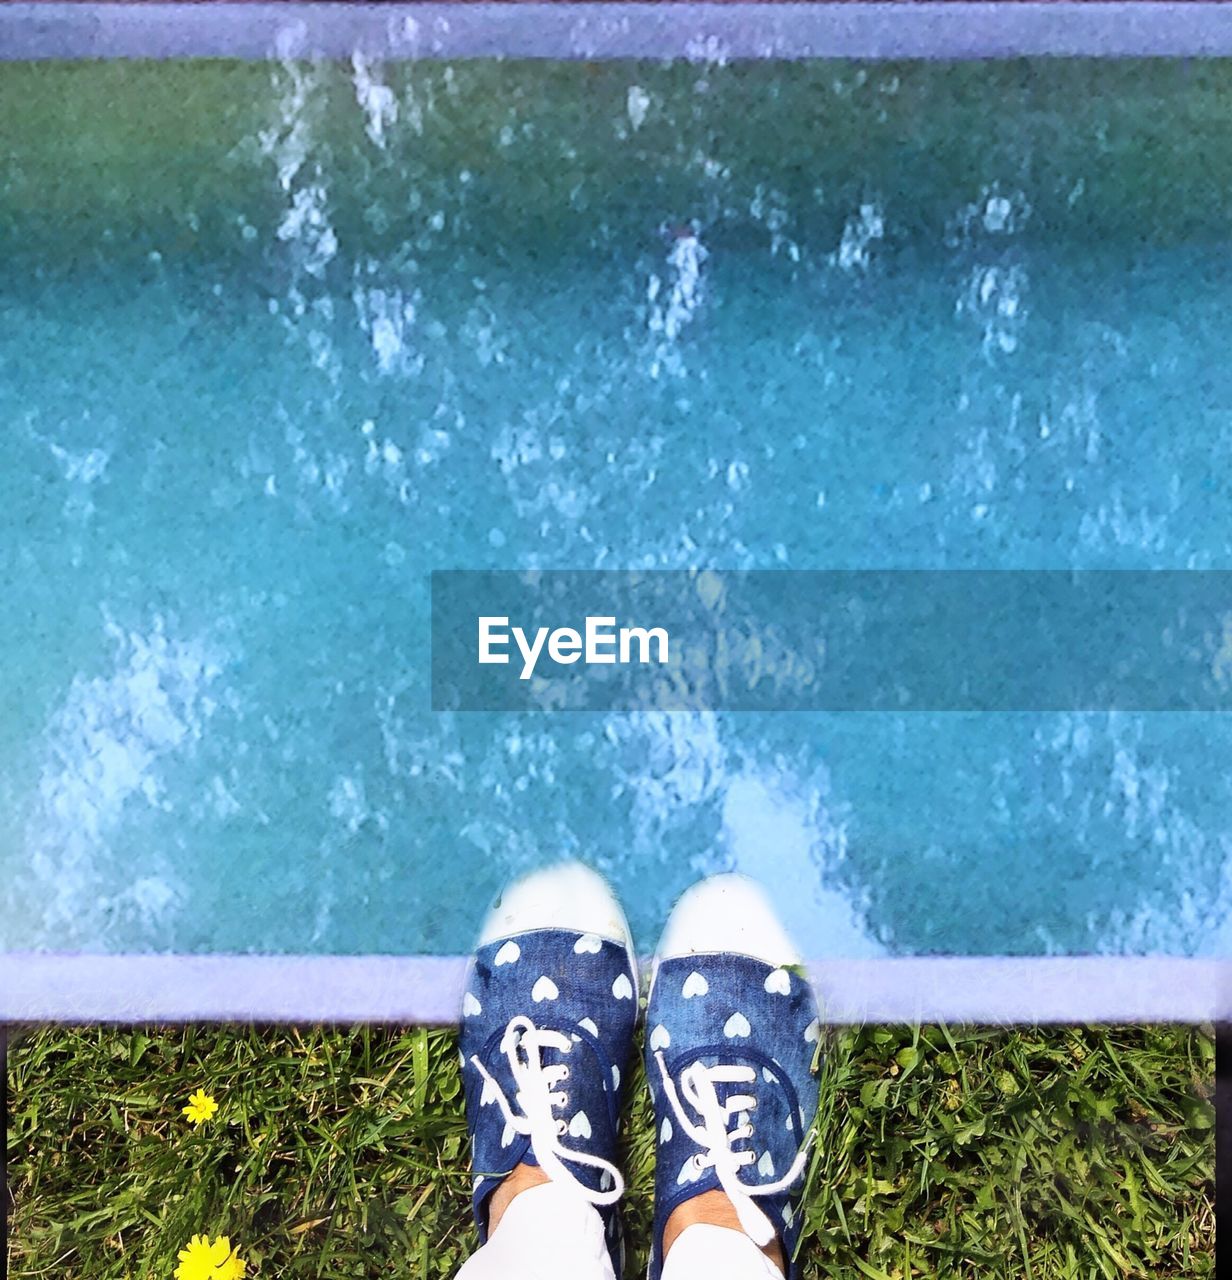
<box><xmin>655</xmin><ymin>1049</ymin><xmax>811</xmax><ymax>1247</ymax></box>
<box><xmin>471</xmin><ymin>1014</ymin><xmax>624</xmax><ymax>1208</ymax></box>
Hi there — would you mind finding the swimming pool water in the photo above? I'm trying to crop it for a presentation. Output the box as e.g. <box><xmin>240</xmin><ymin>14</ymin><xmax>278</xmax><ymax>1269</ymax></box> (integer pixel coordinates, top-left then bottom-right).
<box><xmin>2</xmin><ymin>58</ymin><xmax>1230</xmax><ymax>958</ymax></box>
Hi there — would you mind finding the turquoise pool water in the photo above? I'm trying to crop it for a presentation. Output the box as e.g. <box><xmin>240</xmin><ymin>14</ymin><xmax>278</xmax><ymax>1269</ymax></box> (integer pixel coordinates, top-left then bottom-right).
<box><xmin>2</xmin><ymin>58</ymin><xmax>1230</xmax><ymax>958</ymax></box>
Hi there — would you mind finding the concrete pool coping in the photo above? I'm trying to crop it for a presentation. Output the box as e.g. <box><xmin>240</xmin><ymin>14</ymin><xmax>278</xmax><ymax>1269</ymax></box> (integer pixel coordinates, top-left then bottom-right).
<box><xmin>3</xmin><ymin>954</ymin><xmax>1226</xmax><ymax>1023</ymax></box>
<box><xmin>5</xmin><ymin>2</ymin><xmax>1232</xmax><ymax>60</ymax></box>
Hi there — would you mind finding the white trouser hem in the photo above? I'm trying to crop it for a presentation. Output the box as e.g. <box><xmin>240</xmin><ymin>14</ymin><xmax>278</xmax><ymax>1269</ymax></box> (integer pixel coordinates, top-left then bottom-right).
<box><xmin>453</xmin><ymin>1182</ymin><xmax>617</xmax><ymax>1280</ymax></box>
<box><xmin>453</xmin><ymin>1187</ymin><xmax>783</xmax><ymax>1280</ymax></box>
<box><xmin>661</xmin><ymin>1223</ymin><xmax>785</xmax><ymax>1280</ymax></box>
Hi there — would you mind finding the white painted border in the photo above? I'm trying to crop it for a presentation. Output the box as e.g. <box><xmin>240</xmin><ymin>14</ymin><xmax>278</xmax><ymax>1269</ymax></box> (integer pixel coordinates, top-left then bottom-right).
<box><xmin>4</xmin><ymin>3</ymin><xmax>1232</xmax><ymax>62</ymax></box>
<box><xmin>2</xmin><ymin>954</ymin><xmax>1225</xmax><ymax>1023</ymax></box>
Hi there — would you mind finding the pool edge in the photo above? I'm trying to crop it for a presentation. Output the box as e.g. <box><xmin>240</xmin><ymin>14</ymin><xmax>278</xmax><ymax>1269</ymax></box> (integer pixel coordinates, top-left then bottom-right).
<box><xmin>5</xmin><ymin>2</ymin><xmax>1232</xmax><ymax>61</ymax></box>
<box><xmin>3</xmin><ymin>954</ymin><xmax>1225</xmax><ymax>1024</ymax></box>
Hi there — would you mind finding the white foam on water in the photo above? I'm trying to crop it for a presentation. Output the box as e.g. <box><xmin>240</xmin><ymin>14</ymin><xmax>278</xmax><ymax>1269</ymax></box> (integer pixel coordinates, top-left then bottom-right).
<box><xmin>1032</xmin><ymin>713</ymin><xmax>1232</xmax><ymax>956</ymax></box>
<box><xmin>627</xmin><ymin>85</ymin><xmax>651</xmax><ymax>131</ymax></box>
<box><xmin>749</xmin><ymin>184</ymin><xmax>800</xmax><ymax>263</ymax></box>
<box><xmin>831</xmin><ymin>202</ymin><xmax>884</xmax><ymax>273</ymax></box>
<box><xmin>283</xmin><ymin>423</ymin><xmax>352</xmax><ymax>510</ymax></box>
<box><xmin>353</xmin><ymin>283</ymin><xmax>420</xmax><ymax>376</ymax></box>
<box><xmin>351</xmin><ymin>52</ymin><xmax>399</xmax><ymax>150</ymax></box>
<box><xmin>610</xmin><ymin>713</ymin><xmax>881</xmax><ymax>957</ymax></box>
<box><xmin>22</xmin><ymin>419</ymin><xmax>113</xmax><ymax>523</ymax></box>
<box><xmin>721</xmin><ymin>771</ymin><xmax>884</xmax><ymax>958</ymax></box>
<box><xmin>950</xmin><ymin>421</ymin><xmax>999</xmax><ymax>508</ymax></box>
<box><xmin>614</xmin><ymin>711</ymin><xmax>729</xmax><ymax>814</ymax></box>
<box><xmin>1102</xmin><ymin>726</ymin><xmax>1232</xmax><ymax>956</ymax></box>
<box><xmin>947</xmin><ymin>184</ymin><xmax>1032</xmax><ymax>246</ymax></box>
<box><xmin>276</xmin><ymin>185</ymin><xmax>339</xmax><ymax>278</ymax></box>
<box><xmin>119</xmin><ymin>875</ymin><xmax>178</xmax><ymax>923</ymax></box>
<box><xmin>48</xmin><ymin>441</ymin><xmax>109</xmax><ymax>486</ymax></box>
<box><xmin>259</xmin><ymin>46</ymin><xmax>316</xmax><ymax>196</ymax></box>
<box><xmin>663</xmin><ymin>232</ymin><xmax>708</xmax><ymax>337</ymax></box>
<box><xmin>1078</xmin><ymin>488</ymin><xmax>1172</xmax><ymax>556</ymax></box>
<box><xmin>648</xmin><ymin>227</ymin><xmax>709</xmax><ymax>378</ymax></box>
<box><xmin>50</xmin><ymin>441</ymin><xmax>110</xmax><ymax>523</ymax></box>
<box><xmin>260</xmin><ymin>54</ymin><xmax>339</xmax><ymax>282</ymax></box>
<box><xmin>328</xmin><ymin>771</ymin><xmax>388</xmax><ymax>837</ymax></box>
<box><xmin>958</xmin><ymin>263</ymin><xmax>1028</xmax><ymax>357</ymax></box>
<box><xmin>949</xmin><ymin>185</ymin><xmax>1031</xmax><ymax>359</ymax></box>
<box><xmin>21</xmin><ymin>618</ymin><xmax>225</xmax><ymax>946</ymax></box>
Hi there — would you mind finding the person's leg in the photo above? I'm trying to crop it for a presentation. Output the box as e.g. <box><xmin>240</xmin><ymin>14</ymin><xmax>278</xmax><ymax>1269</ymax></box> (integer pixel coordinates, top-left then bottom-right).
<box><xmin>645</xmin><ymin>875</ymin><xmax>822</xmax><ymax>1280</ymax></box>
<box><xmin>453</xmin><ymin>863</ymin><xmax>638</xmax><ymax>1280</ymax></box>
<box><xmin>659</xmin><ymin>1221</ymin><xmax>784</xmax><ymax>1280</ymax></box>
<box><xmin>454</xmin><ymin>1181</ymin><xmax>615</xmax><ymax>1280</ymax></box>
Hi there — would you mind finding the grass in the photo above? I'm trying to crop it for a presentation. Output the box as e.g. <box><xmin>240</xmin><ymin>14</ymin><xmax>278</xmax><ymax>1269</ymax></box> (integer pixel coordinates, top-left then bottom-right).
<box><xmin>6</xmin><ymin>1023</ymin><xmax>1214</xmax><ymax>1279</ymax></box>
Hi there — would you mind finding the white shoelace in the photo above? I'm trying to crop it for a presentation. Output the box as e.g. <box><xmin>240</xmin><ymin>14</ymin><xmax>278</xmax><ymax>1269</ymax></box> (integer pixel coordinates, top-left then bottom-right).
<box><xmin>470</xmin><ymin>1015</ymin><xmax>625</xmax><ymax>1208</ymax></box>
<box><xmin>654</xmin><ymin>1050</ymin><xmax>812</xmax><ymax>1248</ymax></box>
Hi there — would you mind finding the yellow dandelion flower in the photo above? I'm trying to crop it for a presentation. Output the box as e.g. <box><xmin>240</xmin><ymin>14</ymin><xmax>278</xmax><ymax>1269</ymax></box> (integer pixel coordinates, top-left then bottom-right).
<box><xmin>174</xmin><ymin>1233</ymin><xmax>244</xmax><ymax>1280</ymax></box>
<box><xmin>182</xmin><ymin>1089</ymin><xmax>219</xmax><ymax>1126</ymax></box>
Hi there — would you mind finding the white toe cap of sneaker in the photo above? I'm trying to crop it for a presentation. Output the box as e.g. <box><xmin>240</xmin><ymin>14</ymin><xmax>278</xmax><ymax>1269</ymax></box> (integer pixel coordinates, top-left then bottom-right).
<box><xmin>478</xmin><ymin>861</ymin><xmax>632</xmax><ymax>951</ymax></box>
<box><xmin>656</xmin><ymin>873</ymin><xmax>803</xmax><ymax>968</ymax></box>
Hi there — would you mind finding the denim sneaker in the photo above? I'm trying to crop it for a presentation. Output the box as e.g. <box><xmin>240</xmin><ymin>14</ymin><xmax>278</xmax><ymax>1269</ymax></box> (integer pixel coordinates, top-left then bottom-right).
<box><xmin>644</xmin><ymin>874</ymin><xmax>821</xmax><ymax>1279</ymax></box>
<box><xmin>460</xmin><ymin>863</ymin><xmax>639</xmax><ymax>1276</ymax></box>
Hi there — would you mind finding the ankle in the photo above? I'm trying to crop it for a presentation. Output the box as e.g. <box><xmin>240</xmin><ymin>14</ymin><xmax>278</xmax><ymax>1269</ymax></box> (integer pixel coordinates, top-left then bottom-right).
<box><xmin>486</xmin><ymin>1162</ymin><xmax>551</xmax><ymax>1236</ymax></box>
<box><xmin>663</xmin><ymin>1190</ymin><xmax>785</xmax><ymax>1275</ymax></box>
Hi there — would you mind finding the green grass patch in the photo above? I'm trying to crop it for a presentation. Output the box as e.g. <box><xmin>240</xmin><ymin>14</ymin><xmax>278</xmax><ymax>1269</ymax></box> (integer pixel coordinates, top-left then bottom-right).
<box><xmin>7</xmin><ymin>1023</ymin><xmax>1214</xmax><ymax>1278</ymax></box>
